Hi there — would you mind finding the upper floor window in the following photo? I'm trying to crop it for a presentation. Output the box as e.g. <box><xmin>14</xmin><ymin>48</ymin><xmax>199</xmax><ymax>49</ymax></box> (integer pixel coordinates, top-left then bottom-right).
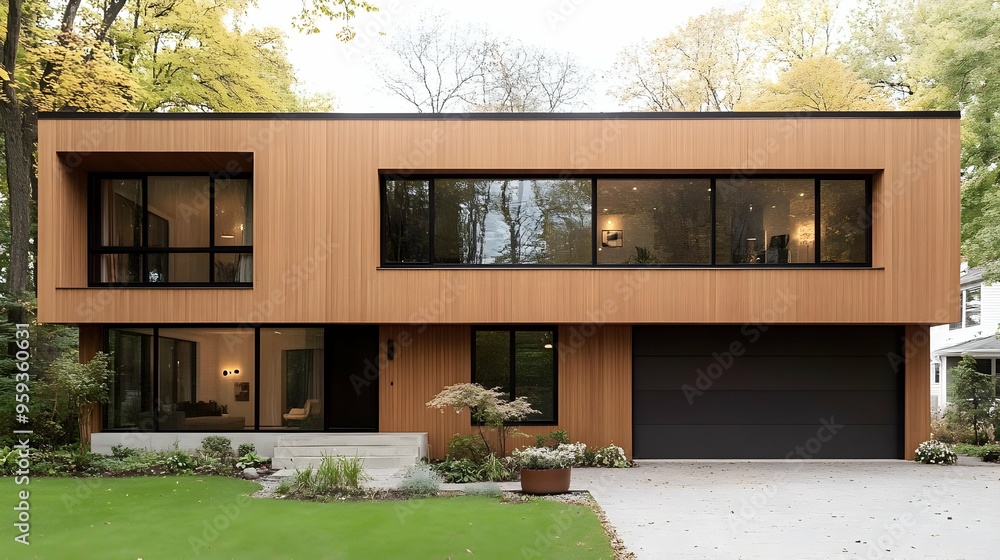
<box><xmin>950</xmin><ymin>286</ymin><xmax>982</xmax><ymax>330</ymax></box>
<box><xmin>381</xmin><ymin>175</ymin><xmax>871</xmax><ymax>267</ymax></box>
<box><xmin>90</xmin><ymin>173</ymin><xmax>253</xmax><ymax>286</ymax></box>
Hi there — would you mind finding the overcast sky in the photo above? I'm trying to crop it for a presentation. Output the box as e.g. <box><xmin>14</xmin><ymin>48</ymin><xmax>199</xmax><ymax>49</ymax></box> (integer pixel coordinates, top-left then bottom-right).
<box><xmin>242</xmin><ymin>0</ymin><xmax>787</xmax><ymax>112</ymax></box>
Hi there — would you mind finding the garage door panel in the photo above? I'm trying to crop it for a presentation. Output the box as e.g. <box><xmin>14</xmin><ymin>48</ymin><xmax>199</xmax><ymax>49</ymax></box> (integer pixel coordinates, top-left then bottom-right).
<box><xmin>633</xmin><ymin>326</ymin><xmax>901</xmax><ymax>357</ymax></box>
<box><xmin>633</xmin><ymin>390</ymin><xmax>898</xmax><ymax>425</ymax></box>
<box><xmin>633</xmin><ymin>424</ymin><xmax>900</xmax><ymax>459</ymax></box>
<box><xmin>634</xmin><ymin>357</ymin><xmax>899</xmax><ymax>391</ymax></box>
<box><xmin>632</xmin><ymin>326</ymin><xmax>903</xmax><ymax>459</ymax></box>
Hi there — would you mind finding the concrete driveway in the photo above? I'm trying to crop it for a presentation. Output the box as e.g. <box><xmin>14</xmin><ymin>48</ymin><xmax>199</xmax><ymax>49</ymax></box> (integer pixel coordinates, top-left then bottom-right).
<box><xmin>574</xmin><ymin>459</ymin><xmax>1000</xmax><ymax>560</ymax></box>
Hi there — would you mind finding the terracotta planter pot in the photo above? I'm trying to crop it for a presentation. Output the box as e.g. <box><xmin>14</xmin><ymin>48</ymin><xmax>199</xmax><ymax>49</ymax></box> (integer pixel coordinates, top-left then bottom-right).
<box><xmin>520</xmin><ymin>467</ymin><xmax>571</xmax><ymax>495</ymax></box>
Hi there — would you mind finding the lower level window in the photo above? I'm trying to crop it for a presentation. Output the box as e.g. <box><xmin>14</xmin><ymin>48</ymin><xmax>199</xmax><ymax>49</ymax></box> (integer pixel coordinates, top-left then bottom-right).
<box><xmin>473</xmin><ymin>327</ymin><xmax>557</xmax><ymax>423</ymax></box>
<box><xmin>104</xmin><ymin>326</ymin><xmax>324</xmax><ymax>431</ymax></box>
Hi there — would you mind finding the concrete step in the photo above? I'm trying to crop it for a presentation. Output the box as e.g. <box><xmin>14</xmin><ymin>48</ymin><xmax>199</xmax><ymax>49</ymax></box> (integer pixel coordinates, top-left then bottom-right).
<box><xmin>273</xmin><ymin>446</ymin><xmax>421</xmax><ymax>458</ymax></box>
<box><xmin>276</xmin><ymin>433</ymin><xmax>426</xmax><ymax>447</ymax></box>
<box><xmin>271</xmin><ymin>455</ymin><xmax>417</xmax><ymax>470</ymax></box>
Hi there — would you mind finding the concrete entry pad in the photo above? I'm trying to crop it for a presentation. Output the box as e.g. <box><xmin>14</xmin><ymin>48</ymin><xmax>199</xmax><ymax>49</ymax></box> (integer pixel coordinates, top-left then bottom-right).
<box><xmin>576</xmin><ymin>459</ymin><xmax>1000</xmax><ymax>559</ymax></box>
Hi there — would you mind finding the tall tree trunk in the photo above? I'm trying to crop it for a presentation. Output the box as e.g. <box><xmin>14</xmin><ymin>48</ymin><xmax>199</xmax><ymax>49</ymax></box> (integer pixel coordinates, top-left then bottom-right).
<box><xmin>2</xmin><ymin>0</ymin><xmax>32</xmax><ymax>300</ymax></box>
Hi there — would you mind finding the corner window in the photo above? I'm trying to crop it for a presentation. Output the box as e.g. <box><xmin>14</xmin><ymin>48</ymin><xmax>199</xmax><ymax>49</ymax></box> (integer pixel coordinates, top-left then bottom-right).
<box><xmin>90</xmin><ymin>174</ymin><xmax>253</xmax><ymax>286</ymax></box>
<box><xmin>472</xmin><ymin>327</ymin><xmax>557</xmax><ymax>424</ymax></box>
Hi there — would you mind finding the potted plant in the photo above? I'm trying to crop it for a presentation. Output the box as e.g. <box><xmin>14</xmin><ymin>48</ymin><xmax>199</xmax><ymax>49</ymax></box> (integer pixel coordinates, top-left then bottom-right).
<box><xmin>513</xmin><ymin>444</ymin><xmax>581</xmax><ymax>495</ymax></box>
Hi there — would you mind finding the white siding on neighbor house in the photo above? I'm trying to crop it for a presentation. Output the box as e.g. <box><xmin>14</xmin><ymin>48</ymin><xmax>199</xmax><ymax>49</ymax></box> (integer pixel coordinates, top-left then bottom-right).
<box><xmin>929</xmin><ymin>263</ymin><xmax>1000</xmax><ymax>410</ymax></box>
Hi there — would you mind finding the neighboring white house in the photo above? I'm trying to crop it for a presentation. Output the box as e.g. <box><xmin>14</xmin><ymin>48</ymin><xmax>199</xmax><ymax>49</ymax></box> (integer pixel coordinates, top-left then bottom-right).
<box><xmin>930</xmin><ymin>262</ymin><xmax>1000</xmax><ymax>412</ymax></box>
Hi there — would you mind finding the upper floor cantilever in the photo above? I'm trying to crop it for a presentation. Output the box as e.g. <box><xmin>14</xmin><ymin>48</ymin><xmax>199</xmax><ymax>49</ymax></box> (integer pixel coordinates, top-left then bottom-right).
<box><xmin>37</xmin><ymin>111</ymin><xmax>961</xmax><ymax>326</ymax></box>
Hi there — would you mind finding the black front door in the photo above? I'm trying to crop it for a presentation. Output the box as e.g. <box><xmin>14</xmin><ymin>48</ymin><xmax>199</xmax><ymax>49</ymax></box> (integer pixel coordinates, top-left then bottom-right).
<box><xmin>325</xmin><ymin>325</ymin><xmax>379</xmax><ymax>431</ymax></box>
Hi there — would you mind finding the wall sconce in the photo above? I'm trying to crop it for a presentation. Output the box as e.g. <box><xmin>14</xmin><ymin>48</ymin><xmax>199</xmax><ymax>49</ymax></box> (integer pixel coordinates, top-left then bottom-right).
<box><xmin>387</xmin><ymin>339</ymin><xmax>395</xmax><ymax>360</ymax></box>
<box><xmin>223</xmin><ymin>369</ymin><xmax>240</xmax><ymax>376</ymax></box>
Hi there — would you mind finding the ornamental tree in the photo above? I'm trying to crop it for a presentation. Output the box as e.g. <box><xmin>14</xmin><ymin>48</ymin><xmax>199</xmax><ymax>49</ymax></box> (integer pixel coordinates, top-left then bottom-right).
<box><xmin>426</xmin><ymin>383</ymin><xmax>538</xmax><ymax>457</ymax></box>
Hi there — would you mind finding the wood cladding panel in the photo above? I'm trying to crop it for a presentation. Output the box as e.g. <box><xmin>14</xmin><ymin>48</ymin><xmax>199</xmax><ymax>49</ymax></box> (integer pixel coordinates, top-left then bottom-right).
<box><xmin>378</xmin><ymin>324</ymin><xmax>631</xmax><ymax>459</ymax></box>
<box><xmin>904</xmin><ymin>324</ymin><xmax>932</xmax><ymax>461</ymax></box>
<box><xmin>37</xmin><ymin>117</ymin><xmax>959</xmax><ymax>326</ymax></box>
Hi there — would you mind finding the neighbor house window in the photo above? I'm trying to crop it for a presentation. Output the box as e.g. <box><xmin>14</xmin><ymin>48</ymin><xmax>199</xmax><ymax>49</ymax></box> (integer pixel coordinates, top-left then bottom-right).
<box><xmin>472</xmin><ymin>327</ymin><xmax>557</xmax><ymax>423</ymax></box>
<box><xmin>381</xmin><ymin>175</ymin><xmax>871</xmax><ymax>267</ymax></box>
<box><xmin>90</xmin><ymin>174</ymin><xmax>253</xmax><ymax>286</ymax></box>
<box><xmin>950</xmin><ymin>286</ymin><xmax>982</xmax><ymax>330</ymax></box>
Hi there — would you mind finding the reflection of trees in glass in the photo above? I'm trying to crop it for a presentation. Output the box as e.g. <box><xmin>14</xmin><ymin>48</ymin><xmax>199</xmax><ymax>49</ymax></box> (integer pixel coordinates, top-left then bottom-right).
<box><xmin>285</xmin><ymin>349</ymin><xmax>314</xmax><ymax>413</ymax></box>
<box><xmin>435</xmin><ymin>179</ymin><xmax>591</xmax><ymax>264</ymax></box>
<box><xmin>384</xmin><ymin>180</ymin><xmax>430</xmax><ymax>263</ymax></box>
<box><xmin>820</xmin><ymin>180</ymin><xmax>867</xmax><ymax>263</ymax></box>
<box><xmin>475</xmin><ymin>331</ymin><xmax>511</xmax><ymax>398</ymax></box>
<box><xmin>514</xmin><ymin>331</ymin><xmax>555</xmax><ymax>422</ymax></box>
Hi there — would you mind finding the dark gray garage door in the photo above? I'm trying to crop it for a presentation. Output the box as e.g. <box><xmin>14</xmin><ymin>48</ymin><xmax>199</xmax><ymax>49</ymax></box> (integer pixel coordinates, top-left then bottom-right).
<box><xmin>633</xmin><ymin>326</ymin><xmax>904</xmax><ymax>459</ymax></box>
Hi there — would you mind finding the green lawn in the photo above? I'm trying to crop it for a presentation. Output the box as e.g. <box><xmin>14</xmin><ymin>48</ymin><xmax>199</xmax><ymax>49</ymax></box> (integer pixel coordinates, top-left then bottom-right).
<box><xmin>2</xmin><ymin>477</ymin><xmax>612</xmax><ymax>559</ymax></box>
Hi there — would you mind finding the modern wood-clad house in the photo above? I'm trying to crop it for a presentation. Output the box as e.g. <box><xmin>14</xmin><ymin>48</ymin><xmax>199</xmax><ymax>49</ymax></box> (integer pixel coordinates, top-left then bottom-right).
<box><xmin>37</xmin><ymin>111</ymin><xmax>960</xmax><ymax>463</ymax></box>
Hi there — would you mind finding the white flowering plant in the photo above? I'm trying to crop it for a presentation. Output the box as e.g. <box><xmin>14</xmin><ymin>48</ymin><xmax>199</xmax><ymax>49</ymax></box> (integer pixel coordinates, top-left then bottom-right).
<box><xmin>914</xmin><ymin>440</ymin><xmax>958</xmax><ymax>465</ymax></box>
<box><xmin>513</xmin><ymin>444</ymin><xmax>580</xmax><ymax>470</ymax></box>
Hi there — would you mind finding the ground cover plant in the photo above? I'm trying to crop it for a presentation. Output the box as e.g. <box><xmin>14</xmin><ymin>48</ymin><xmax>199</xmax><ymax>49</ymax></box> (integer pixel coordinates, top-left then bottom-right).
<box><xmin>0</xmin><ymin>477</ymin><xmax>613</xmax><ymax>559</ymax></box>
<box><xmin>953</xmin><ymin>443</ymin><xmax>1000</xmax><ymax>462</ymax></box>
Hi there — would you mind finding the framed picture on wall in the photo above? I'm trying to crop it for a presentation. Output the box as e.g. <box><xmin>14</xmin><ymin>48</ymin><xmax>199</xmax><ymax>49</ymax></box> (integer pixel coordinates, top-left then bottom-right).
<box><xmin>235</xmin><ymin>382</ymin><xmax>250</xmax><ymax>401</ymax></box>
<box><xmin>602</xmin><ymin>230</ymin><xmax>623</xmax><ymax>248</ymax></box>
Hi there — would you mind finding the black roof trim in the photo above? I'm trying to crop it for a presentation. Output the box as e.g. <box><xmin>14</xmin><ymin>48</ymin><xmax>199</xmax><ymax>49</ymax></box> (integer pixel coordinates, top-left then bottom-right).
<box><xmin>38</xmin><ymin>110</ymin><xmax>960</xmax><ymax>121</ymax></box>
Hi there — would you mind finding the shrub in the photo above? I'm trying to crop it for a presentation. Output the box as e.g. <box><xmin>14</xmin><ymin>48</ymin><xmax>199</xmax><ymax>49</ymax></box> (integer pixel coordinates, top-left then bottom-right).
<box><xmin>201</xmin><ymin>436</ymin><xmax>233</xmax><ymax>457</ymax></box>
<box><xmin>481</xmin><ymin>453</ymin><xmax>511</xmax><ymax>482</ymax></box>
<box><xmin>237</xmin><ymin>443</ymin><xmax>256</xmax><ymax>457</ymax></box>
<box><xmin>549</xmin><ymin>430</ymin><xmax>570</xmax><ymax>445</ymax></box>
<box><xmin>432</xmin><ymin>458</ymin><xmax>484</xmax><ymax>483</ymax></box>
<box><xmin>311</xmin><ymin>454</ymin><xmax>371</xmax><ymax>494</ymax></box>
<box><xmin>464</xmin><ymin>482</ymin><xmax>502</xmax><ymax>497</ymax></box>
<box><xmin>953</xmin><ymin>443</ymin><xmax>1000</xmax><ymax>462</ymax></box>
<box><xmin>594</xmin><ymin>445</ymin><xmax>630</xmax><ymax>468</ymax></box>
<box><xmin>236</xmin><ymin>451</ymin><xmax>265</xmax><ymax>470</ymax></box>
<box><xmin>398</xmin><ymin>463</ymin><xmax>443</xmax><ymax>496</ymax></box>
<box><xmin>1</xmin><ymin>447</ymin><xmax>18</xmax><ymax>476</ymax></box>
<box><xmin>447</xmin><ymin>434</ymin><xmax>490</xmax><ymax>463</ymax></box>
<box><xmin>914</xmin><ymin>440</ymin><xmax>957</xmax><ymax>465</ymax></box>
<box><xmin>49</xmin><ymin>350</ymin><xmax>114</xmax><ymax>454</ymax></box>
<box><xmin>111</xmin><ymin>445</ymin><xmax>140</xmax><ymax>459</ymax></box>
<box><xmin>275</xmin><ymin>480</ymin><xmax>291</xmax><ymax>495</ymax></box>
<box><xmin>931</xmin><ymin>415</ymin><xmax>976</xmax><ymax>444</ymax></box>
<box><xmin>513</xmin><ymin>444</ymin><xmax>578</xmax><ymax>470</ymax></box>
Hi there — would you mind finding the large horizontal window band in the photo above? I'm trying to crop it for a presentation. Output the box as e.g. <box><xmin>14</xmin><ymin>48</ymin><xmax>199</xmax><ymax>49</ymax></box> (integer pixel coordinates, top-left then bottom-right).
<box><xmin>380</xmin><ymin>175</ymin><xmax>873</xmax><ymax>268</ymax></box>
<box><xmin>89</xmin><ymin>172</ymin><xmax>253</xmax><ymax>286</ymax></box>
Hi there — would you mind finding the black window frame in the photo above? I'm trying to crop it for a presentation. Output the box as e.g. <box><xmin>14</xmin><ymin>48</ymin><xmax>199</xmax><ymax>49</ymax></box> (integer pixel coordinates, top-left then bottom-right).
<box><xmin>100</xmin><ymin>323</ymin><xmax>331</xmax><ymax>433</ymax></box>
<box><xmin>379</xmin><ymin>173</ymin><xmax>873</xmax><ymax>268</ymax></box>
<box><xmin>471</xmin><ymin>325</ymin><xmax>558</xmax><ymax>426</ymax></box>
<box><xmin>88</xmin><ymin>171</ymin><xmax>254</xmax><ymax>287</ymax></box>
